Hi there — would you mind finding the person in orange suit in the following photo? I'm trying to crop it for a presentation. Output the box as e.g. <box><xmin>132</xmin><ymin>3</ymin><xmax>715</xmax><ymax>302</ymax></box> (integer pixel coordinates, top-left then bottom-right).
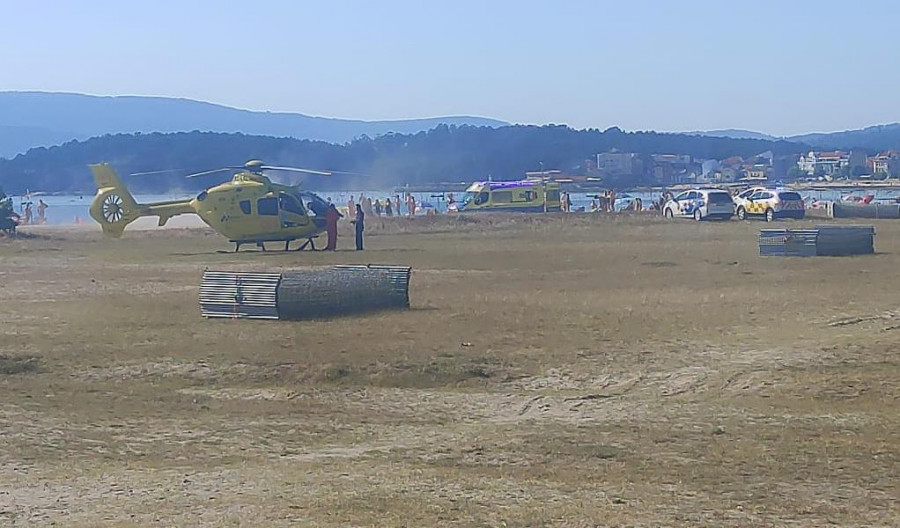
<box><xmin>325</xmin><ymin>203</ymin><xmax>343</xmax><ymax>251</ymax></box>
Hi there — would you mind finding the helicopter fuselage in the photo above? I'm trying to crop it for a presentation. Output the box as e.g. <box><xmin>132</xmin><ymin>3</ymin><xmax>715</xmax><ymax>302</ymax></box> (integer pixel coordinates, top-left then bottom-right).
<box><xmin>191</xmin><ymin>172</ymin><xmax>329</xmax><ymax>242</ymax></box>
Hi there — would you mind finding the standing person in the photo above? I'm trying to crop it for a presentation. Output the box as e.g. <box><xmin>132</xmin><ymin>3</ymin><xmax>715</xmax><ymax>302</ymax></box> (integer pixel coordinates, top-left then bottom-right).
<box><xmin>384</xmin><ymin>197</ymin><xmax>393</xmax><ymax>216</ymax></box>
<box><xmin>351</xmin><ymin>203</ymin><xmax>365</xmax><ymax>251</ymax></box>
<box><xmin>407</xmin><ymin>194</ymin><xmax>416</xmax><ymax>217</ymax></box>
<box><xmin>24</xmin><ymin>202</ymin><xmax>33</xmax><ymax>225</ymax></box>
<box><xmin>374</xmin><ymin>199</ymin><xmax>383</xmax><ymax>216</ymax></box>
<box><xmin>364</xmin><ymin>196</ymin><xmax>374</xmax><ymax>216</ymax></box>
<box><xmin>347</xmin><ymin>195</ymin><xmax>355</xmax><ymax>217</ymax></box>
<box><xmin>37</xmin><ymin>199</ymin><xmax>48</xmax><ymax>224</ymax></box>
<box><xmin>394</xmin><ymin>195</ymin><xmax>402</xmax><ymax>217</ymax></box>
<box><xmin>325</xmin><ymin>203</ymin><xmax>343</xmax><ymax>251</ymax></box>
<box><xmin>609</xmin><ymin>188</ymin><xmax>616</xmax><ymax>213</ymax></box>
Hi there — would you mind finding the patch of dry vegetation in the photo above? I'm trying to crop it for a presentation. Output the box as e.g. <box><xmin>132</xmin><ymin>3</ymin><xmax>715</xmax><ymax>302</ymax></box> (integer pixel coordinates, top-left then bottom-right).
<box><xmin>0</xmin><ymin>214</ymin><xmax>897</xmax><ymax>526</ymax></box>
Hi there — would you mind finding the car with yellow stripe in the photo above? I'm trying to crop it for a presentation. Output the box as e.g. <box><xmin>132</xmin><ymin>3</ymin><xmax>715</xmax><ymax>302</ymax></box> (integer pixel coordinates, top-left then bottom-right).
<box><xmin>734</xmin><ymin>187</ymin><xmax>805</xmax><ymax>222</ymax></box>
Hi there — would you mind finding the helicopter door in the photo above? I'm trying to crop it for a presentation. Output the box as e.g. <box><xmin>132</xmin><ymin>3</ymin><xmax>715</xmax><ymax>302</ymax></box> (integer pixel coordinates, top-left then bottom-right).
<box><xmin>255</xmin><ymin>195</ymin><xmax>281</xmax><ymax>235</ymax></box>
<box><xmin>278</xmin><ymin>193</ymin><xmax>309</xmax><ymax>229</ymax></box>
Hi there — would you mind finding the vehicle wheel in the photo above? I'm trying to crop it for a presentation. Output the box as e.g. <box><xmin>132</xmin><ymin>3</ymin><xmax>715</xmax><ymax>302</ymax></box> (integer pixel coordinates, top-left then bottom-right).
<box><xmin>664</xmin><ymin>208</ymin><xmax>674</xmax><ymax>219</ymax></box>
<box><xmin>694</xmin><ymin>209</ymin><xmax>703</xmax><ymax>221</ymax></box>
<box><xmin>737</xmin><ymin>207</ymin><xmax>746</xmax><ymax>220</ymax></box>
<box><xmin>765</xmin><ymin>208</ymin><xmax>775</xmax><ymax>222</ymax></box>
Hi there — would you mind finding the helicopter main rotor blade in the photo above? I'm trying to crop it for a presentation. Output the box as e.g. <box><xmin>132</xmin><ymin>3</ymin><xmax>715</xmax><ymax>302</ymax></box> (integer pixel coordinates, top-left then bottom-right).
<box><xmin>186</xmin><ymin>167</ymin><xmax>233</xmax><ymax>179</ymax></box>
<box><xmin>129</xmin><ymin>168</ymin><xmax>187</xmax><ymax>177</ymax></box>
<box><xmin>260</xmin><ymin>166</ymin><xmax>333</xmax><ymax>176</ymax></box>
<box><xmin>323</xmin><ymin>169</ymin><xmax>372</xmax><ymax>177</ymax></box>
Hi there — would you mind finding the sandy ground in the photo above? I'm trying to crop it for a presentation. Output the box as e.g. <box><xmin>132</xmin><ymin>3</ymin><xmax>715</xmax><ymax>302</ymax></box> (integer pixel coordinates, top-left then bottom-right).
<box><xmin>0</xmin><ymin>214</ymin><xmax>898</xmax><ymax>527</ymax></box>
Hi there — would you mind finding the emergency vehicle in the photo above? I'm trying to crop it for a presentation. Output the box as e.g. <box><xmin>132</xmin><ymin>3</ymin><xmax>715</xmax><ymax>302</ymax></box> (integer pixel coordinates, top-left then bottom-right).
<box><xmin>662</xmin><ymin>188</ymin><xmax>735</xmax><ymax>221</ymax></box>
<box><xmin>734</xmin><ymin>187</ymin><xmax>805</xmax><ymax>222</ymax></box>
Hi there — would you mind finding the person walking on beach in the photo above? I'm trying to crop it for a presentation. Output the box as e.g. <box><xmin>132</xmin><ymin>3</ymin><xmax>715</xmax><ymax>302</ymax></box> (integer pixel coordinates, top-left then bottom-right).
<box><xmin>325</xmin><ymin>203</ymin><xmax>342</xmax><ymax>251</ymax></box>
<box><xmin>24</xmin><ymin>202</ymin><xmax>33</xmax><ymax>225</ymax></box>
<box><xmin>37</xmin><ymin>199</ymin><xmax>48</xmax><ymax>224</ymax></box>
<box><xmin>351</xmin><ymin>203</ymin><xmax>365</xmax><ymax>251</ymax></box>
<box><xmin>347</xmin><ymin>195</ymin><xmax>356</xmax><ymax>217</ymax></box>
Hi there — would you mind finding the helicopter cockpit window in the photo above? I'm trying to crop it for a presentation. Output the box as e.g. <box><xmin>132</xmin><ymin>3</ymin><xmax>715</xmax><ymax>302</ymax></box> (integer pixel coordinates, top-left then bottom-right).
<box><xmin>298</xmin><ymin>192</ymin><xmax>329</xmax><ymax>217</ymax></box>
<box><xmin>257</xmin><ymin>197</ymin><xmax>278</xmax><ymax>216</ymax></box>
<box><xmin>279</xmin><ymin>193</ymin><xmax>305</xmax><ymax>215</ymax></box>
<box><xmin>239</xmin><ymin>200</ymin><xmax>251</xmax><ymax>215</ymax></box>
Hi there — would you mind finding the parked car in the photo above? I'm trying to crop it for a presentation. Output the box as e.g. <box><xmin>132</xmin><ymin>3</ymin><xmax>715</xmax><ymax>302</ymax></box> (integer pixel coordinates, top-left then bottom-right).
<box><xmin>662</xmin><ymin>189</ymin><xmax>734</xmax><ymax>221</ymax></box>
<box><xmin>734</xmin><ymin>187</ymin><xmax>805</xmax><ymax>221</ymax></box>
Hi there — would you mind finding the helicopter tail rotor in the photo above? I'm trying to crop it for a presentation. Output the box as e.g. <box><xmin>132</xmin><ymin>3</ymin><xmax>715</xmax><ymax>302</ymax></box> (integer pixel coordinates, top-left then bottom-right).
<box><xmin>88</xmin><ymin>163</ymin><xmax>141</xmax><ymax>237</ymax></box>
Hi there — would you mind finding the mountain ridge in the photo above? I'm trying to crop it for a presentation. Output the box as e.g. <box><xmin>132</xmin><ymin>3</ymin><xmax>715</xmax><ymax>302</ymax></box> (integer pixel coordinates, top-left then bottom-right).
<box><xmin>689</xmin><ymin>124</ymin><xmax>900</xmax><ymax>150</ymax></box>
<box><xmin>0</xmin><ymin>91</ymin><xmax>507</xmax><ymax>159</ymax></box>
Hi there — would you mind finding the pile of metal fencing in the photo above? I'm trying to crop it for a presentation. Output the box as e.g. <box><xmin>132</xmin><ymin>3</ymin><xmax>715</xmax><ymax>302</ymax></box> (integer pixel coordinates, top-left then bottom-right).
<box><xmin>199</xmin><ymin>271</ymin><xmax>281</xmax><ymax>319</ymax></box>
<box><xmin>759</xmin><ymin>225</ymin><xmax>874</xmax><ymax>257</ymax></box>
<box><xmin>200</xmin><ymin>265</ymin><xmax>412</xmax><ymax>320</ymax></box>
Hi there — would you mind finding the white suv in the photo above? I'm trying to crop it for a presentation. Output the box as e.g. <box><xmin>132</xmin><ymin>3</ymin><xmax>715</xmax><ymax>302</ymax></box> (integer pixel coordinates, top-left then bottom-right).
<box><xmin>734</xmin><ymin>187</ymin><xmax>805</xmax><ymax>221</ymax></box>
<box><xmin>663</xmin><ymin>189</ymin><xmax>734</xmax><ymax>221</ymax></box>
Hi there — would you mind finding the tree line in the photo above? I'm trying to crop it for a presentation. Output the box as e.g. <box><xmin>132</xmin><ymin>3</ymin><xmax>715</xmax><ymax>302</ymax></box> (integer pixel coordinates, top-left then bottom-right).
<box><xmin>0</xmin><ymin>125</ymin><xmax>807</xmax><ymax>194</ymax></box>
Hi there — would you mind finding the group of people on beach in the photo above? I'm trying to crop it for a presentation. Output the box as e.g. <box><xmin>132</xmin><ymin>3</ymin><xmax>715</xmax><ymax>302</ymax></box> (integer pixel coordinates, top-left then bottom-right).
<box><xmin>319</xmin><ymin>192</ymin><xmax>444</xmax><ymax>251</ymax></box>
<box><xmin>589</xmin><ymin>189</ymin><xmax>618</xmax><ymax>212</ymax></box>
<box><xmin>17</xmin><ymin>199</ymin><xmax>49</xmax><ymax>225</ymax></box>
<box><xmin>341</xmin><ymin>193</ymin><xmax>425</xmax><ymax>218</ymax></box>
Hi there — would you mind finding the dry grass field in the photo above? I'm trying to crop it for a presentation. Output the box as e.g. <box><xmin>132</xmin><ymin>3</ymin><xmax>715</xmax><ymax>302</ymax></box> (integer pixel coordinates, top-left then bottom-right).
<box><xmin>0</xmin><ymin>214</ymin><xmax>898</xmax><ymax>527</ymax></box>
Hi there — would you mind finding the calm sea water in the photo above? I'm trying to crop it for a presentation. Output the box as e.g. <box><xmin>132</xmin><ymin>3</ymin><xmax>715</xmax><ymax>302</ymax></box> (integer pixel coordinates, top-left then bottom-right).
<box><xmin>11</xmin><ymin>188</ymin><xmax>898</xmax><ymax>226</ymax></box>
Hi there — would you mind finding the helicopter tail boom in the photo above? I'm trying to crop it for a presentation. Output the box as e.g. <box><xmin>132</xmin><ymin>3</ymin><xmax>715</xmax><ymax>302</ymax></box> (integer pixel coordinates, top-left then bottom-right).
<box><xmin>89</xmin><ymin>163</ymin><xmax>193</xmax><ymax>237</ymax></box>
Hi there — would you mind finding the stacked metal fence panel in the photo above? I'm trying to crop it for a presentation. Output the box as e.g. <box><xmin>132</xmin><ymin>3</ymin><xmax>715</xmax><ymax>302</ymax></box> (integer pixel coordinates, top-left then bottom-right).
<box><xmin>199</xmin><ymin>271</ymin><xmax>281</xmax><ymax>319</ymax></box>
<box><xmin>200</xmin><ymin>266</ymin><xmax>412</xmax><ymax>320</ymax></box>
<box><xmin>759</xmin><ymin>229</ymin><xmax>819</xmax><ymax>257</ymax></box>
<box><xmin>814</xmin><ymin>225</ymin><xmax>875</xmax><ymax>256</ymax></box>
<box><xmin>277</xmin><ymin>265</ymin><xmax>411</xmax><ymax>319</ymax></box>
<box><xmin>759</xmin><ymin>225</ymin><xmax>874</xmax><ymax>257</ymax></box>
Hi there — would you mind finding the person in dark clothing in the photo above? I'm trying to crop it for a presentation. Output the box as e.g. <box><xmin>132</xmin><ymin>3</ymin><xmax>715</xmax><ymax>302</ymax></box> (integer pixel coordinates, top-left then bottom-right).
<box><xmin>351</xmin><ymin>203</ymin><xmax>365</xmax><ymax>251</ymax></box>
<box><xmin>325</xmin><ymin>204</ymin><xmax>342</xmax><ymax>251</ymax></box>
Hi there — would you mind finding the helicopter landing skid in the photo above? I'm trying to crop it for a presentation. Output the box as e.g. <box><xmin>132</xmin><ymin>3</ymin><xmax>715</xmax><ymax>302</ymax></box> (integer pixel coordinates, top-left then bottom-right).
<box><xmin>230</xmin><ymin>237</ymin><xmax>318</xmax><ymax>253</ymax></box>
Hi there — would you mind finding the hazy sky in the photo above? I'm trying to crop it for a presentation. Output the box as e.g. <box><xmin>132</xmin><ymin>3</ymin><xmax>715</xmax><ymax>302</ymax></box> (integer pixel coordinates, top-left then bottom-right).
<box><xmin>1</xmin><ymin>0</ymin><xmax>897</xmax><ymax>136</ymax></box>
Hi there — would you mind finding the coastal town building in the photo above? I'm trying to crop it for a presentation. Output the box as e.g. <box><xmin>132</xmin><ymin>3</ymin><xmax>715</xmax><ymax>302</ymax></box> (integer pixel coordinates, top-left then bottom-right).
<box><xmin>594</xmin><ymin>151</ymin><xmax>641</xmax><ymax>175</ymax></box>
<box><xmin>871</xmin><ymin>151</ymin><xmax>900</xmax><ymax>177</ymax></box>
<box><xmin>797</xmin><ymin>150</ymin><xmax>867</xmax><ymax>176</ymax></box>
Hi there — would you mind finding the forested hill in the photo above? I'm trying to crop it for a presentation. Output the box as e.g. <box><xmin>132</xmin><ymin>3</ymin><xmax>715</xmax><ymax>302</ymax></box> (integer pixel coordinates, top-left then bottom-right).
<box><xmin>0</xmin><ymin>125</ymin><xmax>806</xmax><ymax>194</ymax></box>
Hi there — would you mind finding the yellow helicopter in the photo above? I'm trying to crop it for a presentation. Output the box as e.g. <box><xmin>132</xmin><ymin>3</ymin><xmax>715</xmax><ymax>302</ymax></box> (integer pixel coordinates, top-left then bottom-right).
<box><xmin>89</xmin><ymin>160</ymin><xmax>337</xmax><ymax>251</ymax></box>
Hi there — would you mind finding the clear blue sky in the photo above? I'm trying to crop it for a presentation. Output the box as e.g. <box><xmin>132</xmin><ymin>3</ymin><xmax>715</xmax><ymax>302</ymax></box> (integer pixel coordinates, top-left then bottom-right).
<box><xmin>1</xmin><ymin>0</ymin><xmax>897</xmax><ymax>136</ymax></box>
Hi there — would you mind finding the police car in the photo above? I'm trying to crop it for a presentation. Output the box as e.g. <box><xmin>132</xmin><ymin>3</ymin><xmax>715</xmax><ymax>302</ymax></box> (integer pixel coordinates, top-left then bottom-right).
<box><xmin>733</xmin><ymin>187</ymin><xmax>805</xmax><ymax>222</ymax></box>
<box><xmin>662</xmin><ymin>188</ymin><xmax>735</xmax><ymax>221</ymax></box>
